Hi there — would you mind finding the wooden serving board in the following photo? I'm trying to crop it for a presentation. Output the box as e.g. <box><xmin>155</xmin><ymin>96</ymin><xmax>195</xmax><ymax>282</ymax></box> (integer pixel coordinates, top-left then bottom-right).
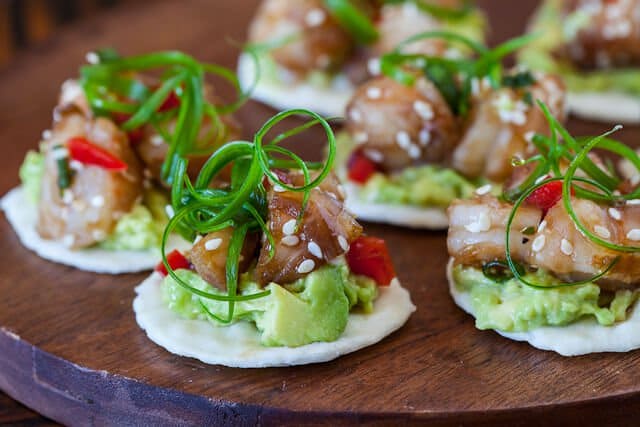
<box><xmin>2</xmin><ymin>0</ymin><xmax>640</xmax><ymax>425</ymax></box>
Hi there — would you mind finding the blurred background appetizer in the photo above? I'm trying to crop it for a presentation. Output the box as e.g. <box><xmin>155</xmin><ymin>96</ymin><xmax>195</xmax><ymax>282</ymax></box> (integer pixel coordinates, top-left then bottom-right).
<box><xmin>2</xmin><ymin>49</ymin><xmax>242</xmax><ymax>273</ymax></box>
<box><xmin>133</xmin><ymin>110</ymin><xmax>415</xmax><ymax>367</ymax></box>
<box><xmin>336</xmin><ymin>33</ymin><xmax>566</xmax><ymax>228</ymax></box>
<box><xmin>238</xmin><ymin>0</ymin><xmax>487</xmax><ymax>116</ymax></box>
<box><xmin>447</xmin><ymin>109</ymin><xmax>640</xmax><ymax>355</ymax></box>
<box><xmin>520</xmin><ymin>0</ymin><xmax>640</xmax><ymax>123</ymax></box>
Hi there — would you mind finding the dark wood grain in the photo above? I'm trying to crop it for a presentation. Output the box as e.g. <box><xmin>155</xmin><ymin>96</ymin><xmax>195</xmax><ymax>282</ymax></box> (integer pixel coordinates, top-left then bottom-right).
<box><xmin>2</xmin><ymin>0</ymin><xmax>640</xmax><ymax>425</ymax></box>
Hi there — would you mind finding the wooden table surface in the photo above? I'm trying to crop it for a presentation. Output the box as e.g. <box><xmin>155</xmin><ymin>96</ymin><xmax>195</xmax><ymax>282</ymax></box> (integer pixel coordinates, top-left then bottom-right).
<box><xmin>3</xmin><ymin>0</ymin><xmax>640</xmax><ymax>425</ymax></box>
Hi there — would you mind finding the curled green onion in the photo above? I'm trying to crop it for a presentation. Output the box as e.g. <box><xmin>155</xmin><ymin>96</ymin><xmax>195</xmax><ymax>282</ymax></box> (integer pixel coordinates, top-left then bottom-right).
<box><xmin>160</xmin><ymin>109</ymin><xmax>337</xmax><ymax>323</ymax></box>
<box><xmin>383</xmin><ymin>0</ymin><xmax>474</xmax><ymax>21</ymax></box>
<box><xmin>324</xmin><ymin>0</ymin><xmax>378</xmax><ymax>44</ymax></box>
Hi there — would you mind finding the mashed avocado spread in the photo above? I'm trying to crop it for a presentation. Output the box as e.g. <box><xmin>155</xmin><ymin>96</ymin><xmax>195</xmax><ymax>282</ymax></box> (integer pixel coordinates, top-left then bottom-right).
<box><xmin>19</xmin><ymin>150</ymin><xmax>167</xmax><ymax>251</ymax></box>
<box><xmin>519</xmin><ymin>0</ymin><xmax>640</xmax><ymax>95</ymax></box>
<box><xmin>453</xmin><ymin>264</ymin><xmax>638</xmax><ymax>332</ymax></box>
<box><xmin>162</xmin><ymin>263</ymin><xmax>378</xmax><ymax>347</ymax></box>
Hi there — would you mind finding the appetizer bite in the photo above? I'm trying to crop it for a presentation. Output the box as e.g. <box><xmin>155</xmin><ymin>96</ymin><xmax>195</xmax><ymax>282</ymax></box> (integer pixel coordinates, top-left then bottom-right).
<box><xmin>447</xmin><ymin>105</ymin><xmax>640</xmax><ymax>356</ymax></box>
<box><xmin>238</xmin><ymin>0</ymin><xmax>487</xmax><ymax>116</ymax></box>
<box><xmin>133</xmin><ymin>110</ymin><xmax>415</xmax><ymax>367</ymax></box>
<box><xmin>520</xmin><ymin>0</ymin><xmax>640</xmax><ymax>122</ymax></box>
<box><xmin>3</xmin><ymin>50</ymin><xmax>243</xmax><ymax>273</ymax></box>
<box><xmin>338</xmin><ymin>33</ymin><xmax>566</xmax><ymax>228</ymax></box>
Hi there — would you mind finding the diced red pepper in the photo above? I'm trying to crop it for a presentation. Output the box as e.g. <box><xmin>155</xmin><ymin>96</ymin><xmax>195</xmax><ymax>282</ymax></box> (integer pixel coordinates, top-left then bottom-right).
<box><xmin>158</xmin><ymin>90</ymin><xmax>181</xmax><ymax>112</ymax></box>
<box><xmin>347</xmin><ymin>150</ymin><xmax>378</xmax><ymax>184</ymax></box>
<box><xmin>346</xmin><ymin>236</ymin><xmax>396</xmax><ymax>286</ymax></box>
<box><xmin>67</xmin><ymin>137</ymin><xmax>128</xmax><ymax>171</ymax></box>
<box><xmin>525</xmin><ymin>181</ymin><xmax>573</xmax><ymax>213</ymax></box>
<box><xmin>155</xmin><ymin>250</ymin><xmax>192</xmax><ymax>277</ymax></box>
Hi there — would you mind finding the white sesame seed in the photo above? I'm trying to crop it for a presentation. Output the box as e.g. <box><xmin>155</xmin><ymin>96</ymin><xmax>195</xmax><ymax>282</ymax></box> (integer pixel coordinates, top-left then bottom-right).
<box><xmin>418</xmin><ymin>129</ymin><xmax>431</xmax><ymax>146</ymax></box>
<box><xmin>273</xmin><ymin>184</ymin><xmax>286</xmax><ymax>193</ymax></box>
<box><xmin>90</xmin><ymin>195</ymin><xmax>105</xmax><ymax>207</ymax></box>
<box><xmin>150</xmin><ymin>135</ymin><xmax>164</xmax><ymax>146</ymax></box>
<box><xmin>413</xmin><ymin>100</ymin><xmax>434</xmax><ymax>120</ymax></box>
<box><xmin>395</xmin><ymin>131</ymin><xmax>411</xmax><ymax>148</ymax></box>
<box><xmin>205</xmin><ymin>238</ymin><xmax>223</xmax><ymax>251</ymax></box>
<box><xmin>193</xmin><ymin>235</ymin><xmax>203</xmax><ymax>245</ymax></box>
<box><xmin>594</xmin><ymin>225</ymin><xmax>611</xmax><ymax>239</ymax></box>
<box><xmin>69</xmin><ymin>160</ymin><xmax>84</xmax><ymax>171</ymax></box>
<box><xmin>407</xmin><ymin>144</ymin><xmax>421</xmax><ymax>159</ymax></box>
<box><xmin>535</xmin><ymin>175</ymin><xmax>548</xmax><ymax>185</ymax></box>
<box><xmin>560</xmin><ymin>239</ymin><xmax>573</xmax><ymax>255</ymax></box>
<box><xmin>627</xmin><ymin>229</ymin><xmax>640</xmax><ymax>241</ymax></box>
<box><xmin>366</xmin><ymin>87</ymin><xmax>382</xmax><ymax>99</ymax></box>
<box><xmin>538</xmin><ymin>220</ymin><xmax>547</xmax><ymax>233</ymax></box>
<box><xmin>282</xmin><ymin>235</ymin><xmax>300</xmax><ymax>246</ymax></box>
<box><xmin>367</xmin><ymin>57</ymin><xmax>381</xmax><ymax>75</ymax></box>
<box><xmin>282</xmin><ymin>219</ymin><xmax>297</xmax><ymax>236</ymax></box>
<box><xmin>475</xmin><ymin>184</ymin><xmax>492</xmax><ymax>196</ymax></box>
<box><xmin>297</xmin><ymin>259</ymin><xmax>315</xmax><ymax>274</ymax></box>
<box><xmin>608</xmin><ymin>208</ymin><xmax>622</xmax><ymax>221</ymax></box>
<box><xmin>349</xmin><ymin>108</ymin><xmax>363</xmax><ymax>123</ymax></box>
<box><xmin>464</xmin><ymin>212</ymin><xmax>491</xmax><ymax>233</ymax></box>
<box><xmin>52</xmin><ymin>147</ymin><xmax>69</xmax><ymax>160</ymax></box>
<box><xmin>308</xmin><ymin>241</ymin><xmax>323</xmax><ymax>259</ymax></box>
<box><xmin>532</xmin><ymin>235</ymin><xmax>546</xmax><ymax>252</ymax></box>
<box><xmin>354</xmin><ymin>131</ymin><xmax>368</xmax><ymax>144</ymax></box>
<box><xmin>364</xmin><ymin>149</ymin><xmax>383</xmax><ymax>163</ymax></box>
<box><xmin>305</xmin><ymin>8</ymin><xmax>326</xmax><ymax>27</ymax></box>
<box><xmin>524</xmin><ymin>131</ymin><xmax>535</xmax><ymax>143</ymax></box>
<box><xmin>627</xmin><ymin>199</ymin><xmax>640</xmax><ymax>205</ymax></box>
<box><xmin>165</xmin><ymin>205</ymin><xmax>175</xmax><ymax>219</ymax></box>
<box><xmin>42</xmin><ymin>130</ymin><xmax>52</xmax><ymax>140</ymax></box>
<box><xmin>62</xmin><ymin>189</ymin><xmax>74</xmax><ymax>205</ymax></box>
<box><xmin>338</xmin><ymin>235</ymin><xmax>349</xmax><ymax>252</ymax></box>
<box><xmin>92</xmin><ymin>230</ymin><xmax>106</xmax><ymax>240</ymax></box>
<box><xmin>62</xmin><ymin>234</ymin><xmax>75</xmax><ymax>247</ymax></box>
<box><xmin>85</xmin><ymin>51</ymin><xmax>100</xmax><ymax>64</ymax></box>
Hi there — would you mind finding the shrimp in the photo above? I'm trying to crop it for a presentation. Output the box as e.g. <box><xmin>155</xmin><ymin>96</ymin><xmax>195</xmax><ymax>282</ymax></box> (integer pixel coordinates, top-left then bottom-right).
<box><xmin>345</xmin><ymin>75</ymin><xmax>459</xmax><ymax>171</ymax></box>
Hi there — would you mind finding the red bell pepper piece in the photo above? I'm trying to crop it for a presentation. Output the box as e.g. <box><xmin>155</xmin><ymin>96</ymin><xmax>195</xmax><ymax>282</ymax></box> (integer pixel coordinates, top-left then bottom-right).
<box><xmin>155</xmin><ymin>250</ymin><xmax>192</xmax><ymax>277</ymax></box>
<box><xmin>526</xmin><ymin>181</ymin><xmax>573</xmax><ymax>213</ymax></box>
<box><xmin>346</xmin><ymin>236</ymin><xmax>396</xmax><ymax>286</ymax></box>
<box><xmin>67</xmin><ymin>137</ymin><xmax>128</xmax><ymax>171</ymax></box>
<box><xmin>347</xmin><ymin>150</ymin><xmax>378</xmax><ymax>184</ymax></box>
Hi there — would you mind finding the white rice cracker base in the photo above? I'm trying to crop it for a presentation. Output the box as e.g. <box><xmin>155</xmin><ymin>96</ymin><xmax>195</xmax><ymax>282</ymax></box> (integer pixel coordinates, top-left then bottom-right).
<box><xmin>1</xmin><ymin>186</ymin><xmax>189</xmax><ymax>274</ymax></box>
<box><xmin>447</xmin><ymin>259</ymin><xmax>640</xmax><ymax>356</ymax></box>
<box><xmin>133</xmin><ymin>273</ymin><xmax>416</xmax><ymax>367</ymax></box>
<box><xmin>343</xmin><ymin>182</ymin><xmax>449</xmax><ymax>229</ymax></box>
<box><xmin>237</xmin><ymin>53</ymin><xmax>352</xmax><ymax>118</ymax></box>
<box><xmin>567</xmin><ymin>91</ymin><xmax>640</xmax><ymax>124</ymax></box>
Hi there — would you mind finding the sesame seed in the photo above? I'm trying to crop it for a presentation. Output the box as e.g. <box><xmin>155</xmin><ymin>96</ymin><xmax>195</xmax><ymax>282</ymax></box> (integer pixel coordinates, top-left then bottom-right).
<box><xmin>395</xmin><ymin>131</ymin><xmax>411</xmax><ymax>148</ymax></box>
<box><xmin>165</xmin><ymin>205</ymin><xmax>175</xmax><ymax>219</ymax></box>
<box><xmin>297</xmin><ymin>259</ymin><xmax>315</xmax><ymax>274</ymax></box>
<box><xmin>69</xmin><ymin>160</ymin><xmax>84</xmax><ymax>171</ymax></box>
<box><xmin>594</xmin><ymin>225</ymin><xmax>611</xmax><ymax>239</ymax></box>
<box><xmin>205</xmin><ymin>238</ymin><xmax>223</xmax><ymax>251</ymax></box>
<box><xmin>364</xmin><ymin>149</ymin><xmax>383</xmax><ymax>163</ymax></box>
<box><xmin>86</xmin><ymin>51</ymin><xmax>100</xmax><ymax>64</ymax></box>
<box><xmin>524</xmin><ymin>131</ymin><xmax>535</xmax><ymax>142</ymax></box>
<box><xmin>282</xmin><ymin>219</ymin><xmax>297</xmax><ymax>236</ymax></box>
<box><xmin>62</xmin><ymin>189</ymin><xmax>74</xmax><ymax>205</ymax></box>
<box><xmin>538</xmin><ymin>220</ymin><xmax>547</xmax><ymax>233</ymax></box>
<box><xmin>413</xmin><ymin>101</ymin><xmax>434</xmax><ymax>120</ymax></box>
<box><xmin>42</xmin><ymin>130</ymin><xmax>52</xmax><ymax>140</ymax></box>
<box><xmin>151</xmin><ymin>135</ymin><xmax>164</xmax><ymax>146</ymax></box>
<box><xmin>308</xmin><ymin>241</ymin><xmax>323</xmax><ymax>259</ymax></box>
<box><xmin>627</xmin><ymin>229</ymin><xmax>640</xmax><ymax>241</ymax></box>
<box><xmin>407</xmin><ymin>144</ymin><xmax>421</xmax><ymax>159</ymax></box>
<box><xmin>560</xmin><ymin>239</ymin><xmax>573</xmax><ymax>255</ymax></box>
<box><xmin>193</xmin><ymin>235</ymin><xmax>203</xmax><ymax>245</ymax></box>
<box><xmin>273</xmin><ymin>184</ymin><xmax>286</xmax><ymax>193</ymax></box>
<box><xmin>354</xmin><ymin>131</ymin><xmax>368</xmax><ymax>144</ymax></box>
<box><xmin>305</xmin><ymin>8</ymin><xmax>326</xmax><ymax>27</ymax></box>
<box><xmin>282</xmin><ymin>235</ymin><xmax>300</xmax><ymax>246</ymax></box>
<box><xmin>366</xmin><ymin>87</ymin><xmax>382</xmax><ymax>99</ymax></box>
<box><xmin>608</xmin><ymin>208</ymin><xmax>622</xmax><ymax>221</ymax></box>
<box><xmin>52</xmin><ymin>147</ymin><xmax>69</xmax><ymax>160</ymax></box>
<box><xmin>464</xmin><ymin>212</ymin><xmax>491</xmax><ymax>233</ymax></box>
<box><xmin>349</xmin><ymin>108</ymin><xmax>363</xmax><ymax>123</ymax></box>
<box><xmin>90</xmin><ymin>195</ymin><xmax>105</xmax><ymax>207</ymax></box>
<box><xmin>532</xmin><ymin>235</ymin><xmax>546</xmax><ymax>252</ymax></box>
<box><xmin>367</xmin><ymin>57</ymin><xmax>381</xmax><ymax>75</ymax></box>
<box><xmin>475</xmin><ymin>184</ymin><xmax>492</xmax><ymax>196</ymax></box>
<box><xmin>627</xmin><ymin>199</ymin><xmax>640</xmax><ymax>205</ymax></box>
<box><xmin>338</xmin><ymin>235</ymin><xmax>349</xmax><ymax>252</ymax></box>
<box><xmin>62</xmin><ymin>234</ymin><xmax>75</xmax><ymax>247</ymax></box>
<box><xmin>418</xmin><ymin>129</ymin><xmax>431</xmax><ymax>146</ymax></box>
<box><xmin>535</xmin><ymin>175</ymin><xmax>548</xmax><ymax>185</ymax></box>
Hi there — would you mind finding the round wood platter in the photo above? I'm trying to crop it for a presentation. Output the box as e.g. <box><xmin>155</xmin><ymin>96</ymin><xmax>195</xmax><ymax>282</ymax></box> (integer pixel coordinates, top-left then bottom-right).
<box><xmin>3</xmin><ymin>0</ymin><xmax>640</xmax><ymax>425</ymax></box>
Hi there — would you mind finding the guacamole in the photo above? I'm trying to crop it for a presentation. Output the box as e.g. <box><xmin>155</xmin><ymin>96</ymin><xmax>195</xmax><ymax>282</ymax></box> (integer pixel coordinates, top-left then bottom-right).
<box><xmin>519</xmin><ymin>0</ymin><xmax>640</xmax><ymax>95</ymax></box>
<box><xmin>162</xmin><ymin>263</ymin><xmax>378</xmax><ymax>347</ymax></box>
<box><xmin>453</xmin><ymin>264</ymin><xmax>638</xmax><ymax>332</ymax></box>
<box><xmin>19</xmin><ymin>150</ymin><xmax>45</xmax><ymax>204</ymax></box>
